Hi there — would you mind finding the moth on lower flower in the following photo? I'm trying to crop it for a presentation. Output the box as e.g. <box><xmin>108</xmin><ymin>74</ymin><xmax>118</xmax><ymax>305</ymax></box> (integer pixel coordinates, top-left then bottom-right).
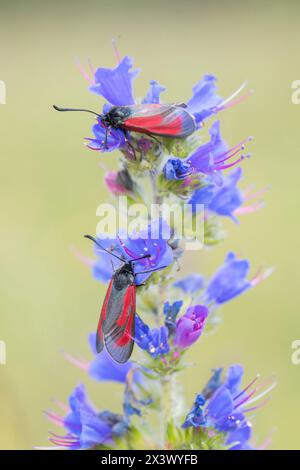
<box><xmin>84</xmin><ymin>220</ymin><xmax>174</xmax><ymax>363</ymax></box>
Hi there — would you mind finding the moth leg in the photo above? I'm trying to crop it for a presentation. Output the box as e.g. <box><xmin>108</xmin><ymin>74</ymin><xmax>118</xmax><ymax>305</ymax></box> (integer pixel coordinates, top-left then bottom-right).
<box><xmin>149</xmin><ymin>134</ymin><xmax>161</xmax><ymax>145</ymax></box>
<box><xmin>148</xmin><ymin>133</ymin><xmax>162</xmax><ymax>145</ymax></box>
<box><xmin>175</xmin><ymin>102</ymin><xmax>188</xmax><ymax>108</ymax></box>
<box><xmin>110</xmin><ymin>260</ymin><xmax>116</xmax><ymax>273</ymax></box>
<box><xmin>123</xmin><ymin>130</ymin><xmax>136</xmax><ymax>159</ymax></box>
<box><xmin>148</xmin><ymin>133</ymin><xmax>164</xmax><ymax>153</ymax></box>
<box><xmin>175</xmin><ymin>259</ymin><xmax>181</xmax><ymax>272</ymax></box>
<box><xmin>103</xmin><ymin>126</ymin><xmax>111</xmax><ymax>149</ymax></box>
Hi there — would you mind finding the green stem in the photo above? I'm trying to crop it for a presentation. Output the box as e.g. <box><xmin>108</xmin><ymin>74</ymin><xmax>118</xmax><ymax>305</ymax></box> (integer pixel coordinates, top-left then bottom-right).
<box><xmin>149</xmin><ymin>169</ymin><xmax>176</xmax><ymax>449</ymax></box>
<box><xmin>150</xmin><ymin>169</ymin><xmax>162</xmax><ymax>205</ymax></box>
<box><xmin>159</xmin><ymin>375</ymin><xmax>175</xmax><ymax>449</ymax></box>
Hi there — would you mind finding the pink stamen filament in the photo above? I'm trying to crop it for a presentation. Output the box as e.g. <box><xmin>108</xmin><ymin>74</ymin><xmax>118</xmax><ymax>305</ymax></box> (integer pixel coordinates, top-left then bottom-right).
<box><xmin>244</xmin><ymin>187</ymin><xmax>268</xmax><ymax>202</ymax></box>
<box><xmin>234</xmin><ymin>389</ymin><xmax>257</xmax><ymax>409</ymax></box>
<box><xmin>214</xmin><ymin>146</ymin><xmax>244</xmax><ymax>165</ymax></box>
<box><xmin>233</xmin><ymin>375</ymin><xmax>260</xmax><ymax>401</ymax></box>
<box><xmin>75</xmin><ymin>59</ymin><xmax>94</xmax><ymax>84</ymax></box>
<box><xmin>49</xmin><ymin>432</ymin><xmax>79</xmax><ymax>446</ymax></box>
<box><xmin>243</xmin><ymin>382</ymin><xmax>276</xmax><ymax>407</ymax></box>
<box><xmin>87</xmin><ymin>58</ymin><xmax>95</xmax><ymax>76</ymax></box>
<box><xmin>243</xmin><ymin>396</ymin><xmax>271</xmax><ymax>413</ymax></box>
<box><xmin>53</xmin><ymin>400</ymin><xmax>69</xmax><ymax>413</ymax></box>
<box><xmin>218</xmin><ymin>81</ymin><xmax>248</xmax><ymax>108</ymax></box>
<box><xmin>258</xmin><ymin>429</ymin><xmax>275</xmax><ymax>450</ymax></box>
<box><xmin>235</xmin><ymin>202</ymin><xmax>265</xmax><ymax>216</ymax></box>
<box><xmin>112</xmin><ymin>38</ymin><xmax>121</xmax><ymax>63</ymax></box>
<box><xmin>44</xmin><ymin>411</ymin><xmax>64</xmax><ymax>427</ymax></box>
<box><xmin>117</xmin><ymin>236</ymin><xmax>157</xmax><ymax>267</ymax></box>
<box><xmin>215</xmin><ymin>155</ymin><xmax>245</xmax><ymax>171</ymax></box>
<box><xmin>49</xmin><ymin>437</ymin><xmax>78</xmax><ymax>448</ymax></box>
<box><xmin>242</xmin><ymin>184</ymin><xmax>256</xmax><ymax>197</ymax></box>
<box><xmin>70</xmin><ymin>246</ymin><xmax>94</xmax><ymax>268</ymax></box>
<box><xmin>213</xmin><ymin>136</ymin><xmax>252</xmax><ymax>162</ymax></box>
<box><xmin>218</xmin><ymin>90</ymin><xmax>254</xmax><ymax>112</ymax></box>
<box><xmin>250</xmin><ymin>267</ymin><xmax>274</xmax><ymax>286</ymax></box>
<box><xmin>63</xmin><ymin>351</ymin><xmax>89</xmax><ymax>371</ymax></box>
<box><xmin>86</xmin><ymin>144</ymin><xmax>104</xmax><ymax>151</ymax></box>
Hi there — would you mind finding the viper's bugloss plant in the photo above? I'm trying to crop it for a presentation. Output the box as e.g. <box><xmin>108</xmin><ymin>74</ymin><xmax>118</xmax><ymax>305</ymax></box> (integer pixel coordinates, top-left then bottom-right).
<box><xmin>43</xmin><ymin>52</ymin><xmax>274</xmax><ymax>450</ymax></box>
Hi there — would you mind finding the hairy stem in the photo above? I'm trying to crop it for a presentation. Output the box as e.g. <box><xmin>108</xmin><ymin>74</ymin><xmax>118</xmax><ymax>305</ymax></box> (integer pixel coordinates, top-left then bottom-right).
<box><xmin>159</xmin><ymin>374</ymin><xmax>178</xmax><ymax>449</ymax></box>
<box><xmin>149</xmin><ymin>169</ymin><xmax>175</xmax><ymax>448</ymax></box>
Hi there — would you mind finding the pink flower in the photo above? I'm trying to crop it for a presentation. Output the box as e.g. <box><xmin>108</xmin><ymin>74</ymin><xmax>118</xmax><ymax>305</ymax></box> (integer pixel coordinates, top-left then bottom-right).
<box><xmin>174</xmin><ymin>305</ymin><xmax>208</xmax><ymax>349</ymax></box>
<box><xmin>104</xmin><ymin>169</ymin><xmax>134</xmax><ymax>195</ymax></box>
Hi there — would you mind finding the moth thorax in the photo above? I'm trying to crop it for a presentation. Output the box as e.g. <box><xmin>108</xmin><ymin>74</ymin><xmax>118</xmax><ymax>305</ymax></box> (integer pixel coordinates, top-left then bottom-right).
<box><xmin>114</xmin><ymin>269</ymin><xmax>134</xmax><ymax>290</ymax></box>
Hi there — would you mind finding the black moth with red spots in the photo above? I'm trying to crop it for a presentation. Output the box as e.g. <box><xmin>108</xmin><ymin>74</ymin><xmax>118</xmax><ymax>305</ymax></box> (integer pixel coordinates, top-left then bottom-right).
<box><xmin>84</xmin><ymin>235</ymin><xmax>166</xmax><ymax>364</ymax></box>
<box><xmin>53</xmin><ymin>103</ymin><xmax>196</xmax><ymax>150</ymax></box>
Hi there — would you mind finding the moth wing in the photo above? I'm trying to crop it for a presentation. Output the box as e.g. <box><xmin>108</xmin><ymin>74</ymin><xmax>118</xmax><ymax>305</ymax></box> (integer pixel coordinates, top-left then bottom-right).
<box><xmin>104</xmin><ymin>285</ymin><xmax>136</xmax><ymax>363</ymax></box>
<box><xmin>123</xmin><ymin>104</ymin><xmax>195</xmax><ymax>138</ymax></box>
<box><xmin>96</xmin><ymin>279</ymin><xmax>113</xmax><ymax>353</ymax></box>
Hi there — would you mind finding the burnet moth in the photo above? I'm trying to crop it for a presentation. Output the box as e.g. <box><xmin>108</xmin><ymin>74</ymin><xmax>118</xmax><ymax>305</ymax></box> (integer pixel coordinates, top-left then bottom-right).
<box><xmin>53</xmin><ymin>103</ymin><xmax>196</xmax><ymax>152</ymax></box>
<box><xmin>85</xmin><ymin>235</ymin><xmax>166</xmax><ymax>364</ymax></box>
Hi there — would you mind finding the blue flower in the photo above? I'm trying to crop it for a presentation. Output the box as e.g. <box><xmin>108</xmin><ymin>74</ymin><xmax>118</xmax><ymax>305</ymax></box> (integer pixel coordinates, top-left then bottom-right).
<box><xmin>182</xmin><ymin>394</ymin><xmax>206</xmax><ymax>428</ymax></box>
<box><xmin>163</xmin><ymin>158</ymin><xmax>191</xmax><ymax>181</ymax></box>
<box><xmin>225</xmin><ymin>364</ymin><xmax>244</xmax><ymax>395</ymax></box>
<box><xmin>135</xmin><ymin>315</ymin><xmax>170</xmax><ymax>358</ymax></box>
<box><xmin>91</xmin><ymin>237</ymin><xmax>123</xmax><ymax>283</ymax></box>
<box><xmin>201</xmin><ymin>368</ymin><xmax>223</xmax><ymax>399</ymax></box>
<box><xmin>163</xmin><ymin>300</ymin><xmax>183</xmax><ymax>334</ymax></box>
<box><xmin>188</xmin><ymin>168</ymin><xmax>244</xmax><ymax>221</ymax></box>
<box><xmin>84</xmin><ymin>55</ymin><xmax>250</xmax><ymax>155</ymax></box>
<box><xmin>186</xmin><ymin>121</ymin><xmax>228</xmax><ymax>174</ymax></box>
<box><xmin>205</xmin><ymin>252</ymin><xmax>251</xmax><ymax>304</ymax></box>
<box><xmin>142</xmin><ymin>80</ymin><xmax>166</xmax><ymax>104</ymax></box>
<box><xmin>123</xmin><ymin>377</ymin><xmax>153</xmax><ymax>418</ymax></box>
<box><xmin>63</xmin><ymin>333</ymin><xmax>143</xmax><ymax>385</ymax></box>
<box><xmin>123</xmin><ymin>396</ymin><xmax>142</xmax><ymax>417</ymax></box>
<box><xmin>186</xmin><ymin>74</ymin><xmax>223</xmax><ymax>125</ymax></box>
<box><xmin>173</xmin><ymin>274</ymin><xmax>204</xmax><ymax>294</ymax></box>
<box><xmin>89</xmin><ymin>56</ymin><xmax>140</xmax><ymax>106</ymax></box>
<box><xmin>86</xmin><ymin>120</ymin><xmax>126</xmax><ymax>153</ymax></box>
<box><xmin>118</xmin><ymin>219</ymin><xmax>174</xmax><ymax>285</ymax></box>
<box><xmin>47</xmin><ymin>384</ymin><xmax>127</xmax><ymax>449</ymax></box>
<box><xmin>92</xmin><ymin>220</ymin><xmax>174</xmax><ymax>285</ymax></box>
<box><xmin>188</xmin><ymin>185</ymin><xmax>215</xmax><ymax>213</ymax></box>
<box><xmin>87</xmin><ymin>333</ymin><xmax>133</xmax><ymax>383</ymax></box>
<box><xmin>208</xmin><ymin>168</ymin><xmax>243</xmax><ymax>221</ymax></box>
<box><xmin>226</xmin><ymin>423</ymin><xmax>253</xmax><ymax>450</ymax></box>
<box><xmin>186</xmin><ymin>121</ymin><xmax>249</xmax><ymax>177</ymax></box>
<box><xmin>182</xmin><ymin>365</ymin><xmax>274</xmax><ymax>450</ymax></box>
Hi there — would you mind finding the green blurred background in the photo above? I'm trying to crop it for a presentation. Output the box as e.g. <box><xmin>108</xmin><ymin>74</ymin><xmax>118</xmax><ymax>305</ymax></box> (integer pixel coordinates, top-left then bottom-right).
<box><xmin>0</xmin><ymin>0</ymin><xmax>299</xmax><ymax>450</ymax></box>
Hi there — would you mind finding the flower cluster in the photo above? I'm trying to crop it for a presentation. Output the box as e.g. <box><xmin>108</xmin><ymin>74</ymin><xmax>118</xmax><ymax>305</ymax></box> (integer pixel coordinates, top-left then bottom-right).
<box><xmin>182</xmin><ymin>365</ymin><xmax>275</xmax><ymax>450</ymax></box>
<box><xmin>44</xmin><ymin>51</ymin><xmax>273</xmax><ymax>450</ymax></box>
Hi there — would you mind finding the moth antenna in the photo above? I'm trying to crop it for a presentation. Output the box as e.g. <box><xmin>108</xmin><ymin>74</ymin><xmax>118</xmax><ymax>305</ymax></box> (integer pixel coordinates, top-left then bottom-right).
<box><xmin>53</xmin><ymin>105</ymin><xmax>102</xmax><ymax>119</ymax></box>
<box><xmin>131</xmin><ymin>254</ymin><xmax>151</xmax><ymax>263</ymax></box>
<box><xmin>134</xmin><ymin>265</ymin><xmax>167</xmax><ymax>276</ymax></box>
<box><xmin>84</xmin><ymin>235</ymin><xmax>125</xmax><ymax>262</ymax></box>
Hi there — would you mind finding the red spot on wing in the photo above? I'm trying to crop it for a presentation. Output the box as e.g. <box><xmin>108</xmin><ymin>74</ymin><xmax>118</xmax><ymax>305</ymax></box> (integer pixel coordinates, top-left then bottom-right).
<box><xmin>116</xmin><ymin>285</ymin><xmax>136</xmax><ymax>347</ymax></box>
<box><xmin>116</xmin><ymin>312</ymin><xmax>135</xmax><ymax>347</ymax></box>
<box><xmin>117</xmin><ymin>285</ymin><xmax>136</xmax><ymax>327</ymax></box>
<box><xmin>123</xmin><ymin>114</ymin><xmax>183</xmax><ymax>136</ymax></box>
<box><xmin>97</xmin><ymin>279</ymin><xmax>113</xmax><ymax>345</ymax></box>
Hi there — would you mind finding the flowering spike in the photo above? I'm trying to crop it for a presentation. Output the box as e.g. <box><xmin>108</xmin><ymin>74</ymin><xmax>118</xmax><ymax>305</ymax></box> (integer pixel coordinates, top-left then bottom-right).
<box><xmin>45</xmin><ymin>51</ymin><xmax>274</xmax><ymax>452</ymax></box>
